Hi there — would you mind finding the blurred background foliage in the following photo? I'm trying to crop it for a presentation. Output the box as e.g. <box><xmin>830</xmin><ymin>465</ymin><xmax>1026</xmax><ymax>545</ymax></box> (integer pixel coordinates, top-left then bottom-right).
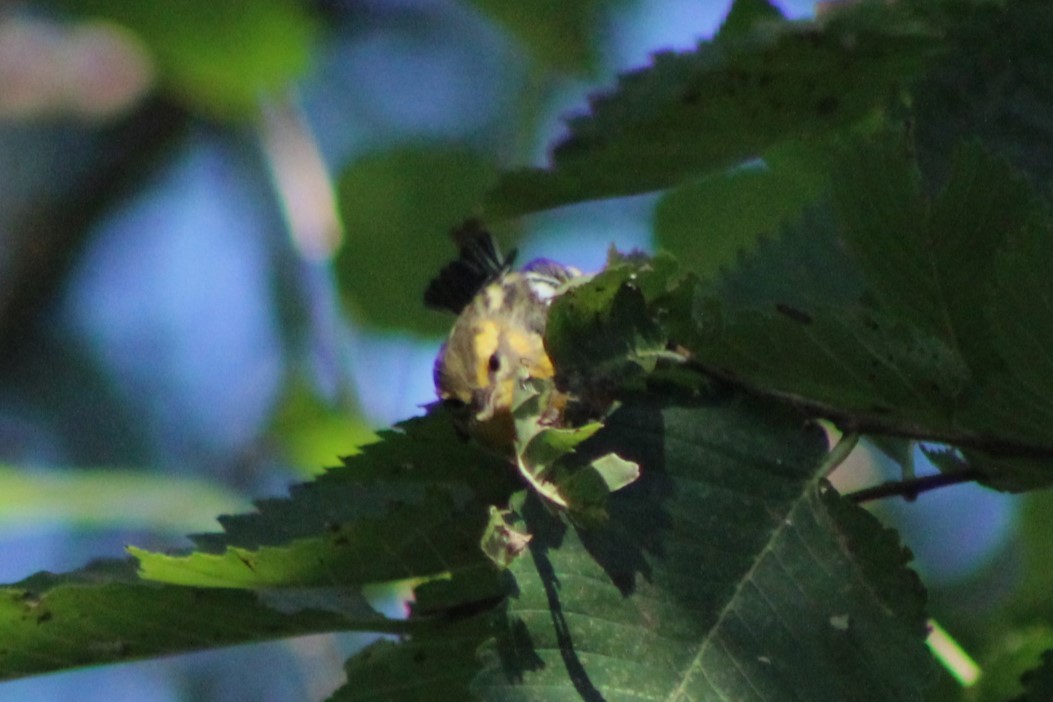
<box><xmin>0</xmin><ymin>0</ymin><xmax>1044</xmax><ymax>700</ymax></box>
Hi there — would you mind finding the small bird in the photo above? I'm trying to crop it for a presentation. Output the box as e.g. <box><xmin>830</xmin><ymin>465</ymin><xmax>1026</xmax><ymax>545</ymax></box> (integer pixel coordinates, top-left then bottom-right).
<box><xmin>425</xmin><ymin>221</ymin><xmax>580</xmax><ymax>449</ymax></box>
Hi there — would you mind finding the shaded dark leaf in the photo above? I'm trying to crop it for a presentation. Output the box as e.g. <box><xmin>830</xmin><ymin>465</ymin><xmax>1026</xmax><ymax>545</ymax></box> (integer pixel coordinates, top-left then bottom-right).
<box><xmin>475</xmin><ymin>394</ymin><xmax>933</xmax><ymax>700</ymax></box>
<box><xmin>486</xmin><ymin>3</ymin><xmax>938</xmax><ymax>216</ymax></box>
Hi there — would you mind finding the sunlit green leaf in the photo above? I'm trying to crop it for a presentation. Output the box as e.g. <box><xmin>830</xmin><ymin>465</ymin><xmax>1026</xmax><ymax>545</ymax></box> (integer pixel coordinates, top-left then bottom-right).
<box><xmin>480</xmin><ymin>506</ymin><xmax>532</xmax><ymax>568</ymax></box>
<box><xmin>0</xmin><ymin>466</ymin><xmax>247</xmax><ymax>532</ymax></box>
<box><xmin>134</xmin><ymin>410</ymin><xmax>513</xmax><ymax>599</ymax></box>
<box><xmin>267</xmin><ymin>374</ymin><xmax>378</xmax><ymax>477</ymax></box>
<box><xmin>0</xmin><ymin>559</ymin><xmax>384</xmax><ymax>681</ymax></box>
<box><xmin>507</xmin><ymin>378</ymin><xmax>637</xmax><ymax>513</ymax></box>
<box><xmin>1014</xmin><ymin>650</ymin><xmax>1053</xmax><ymax>702</ymax></box>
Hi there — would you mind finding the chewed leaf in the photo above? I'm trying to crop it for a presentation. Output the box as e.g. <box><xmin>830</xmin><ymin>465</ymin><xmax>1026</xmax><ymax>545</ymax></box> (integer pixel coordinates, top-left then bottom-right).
<box><xmin>520</xmin><ymin>423</ymin><xmax>604</xmax><ymax>470</ymax></box>
<box><xmin>557</xmin><ymin>451</ymin><xmax>642</xmax><ymax>526</ymax></box>
<box><xmin>589</xmin><ymin>452</ymin><xmax>641</xmax><ymax>492</ymax></box>
<box><xmin>516</xmin><ymin>422</ymin><xmax>604</xmax><ymax>508</ymax></box>
<box><xmin>510</xmin><ymin>377</ymin><xmax>638</xmax><ymax>510</ymax></box>
<box><xmin>546</xmin><ymin>255</ymin><xmax>680</xmax><ymax>401</ymax></box>
<box><xmin>480</xmin><ymin>506</ymin><xmax>532</xmax><ymax>569</ymax></box>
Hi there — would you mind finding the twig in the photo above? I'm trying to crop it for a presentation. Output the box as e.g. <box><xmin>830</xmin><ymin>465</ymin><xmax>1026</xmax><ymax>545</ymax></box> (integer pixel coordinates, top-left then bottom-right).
<box><xmin>691</xmin><ymin>361</ymin><xmax>1053</xmax><ymax>460</ymax></box>
<box><xmin>845</xmin><ymin>468</ymin><xmax>985</xmax><ymax>504</ymax></box>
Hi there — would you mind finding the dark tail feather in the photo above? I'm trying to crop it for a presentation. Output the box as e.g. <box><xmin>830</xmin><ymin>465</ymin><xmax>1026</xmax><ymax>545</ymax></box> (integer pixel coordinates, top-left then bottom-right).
<box><xmin>424</xmin><ymin>220</ymin><xmax>517</xmax><ymax>313</ymax></box>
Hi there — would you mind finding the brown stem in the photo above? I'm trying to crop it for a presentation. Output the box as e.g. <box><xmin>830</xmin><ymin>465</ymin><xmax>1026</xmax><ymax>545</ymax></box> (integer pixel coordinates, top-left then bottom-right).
<box><xmin>845</xmin><ymin>468</ymin><xmax>986</xmax><ymax>503</ymax></box>
<box><xmin>691</xmin><ymin>361</ymin><xmax>1053</xmax><ymax>460</ymax></box>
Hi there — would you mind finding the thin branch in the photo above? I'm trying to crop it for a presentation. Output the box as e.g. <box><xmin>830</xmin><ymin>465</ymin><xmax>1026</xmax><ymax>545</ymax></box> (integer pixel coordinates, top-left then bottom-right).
<box><xmin>845</xmin><ymin>468</ymin><xmax>985</xmax><ymax>504</ymax></box>
<box><xmin>692</xmin><ymin>362</ymin><xmax>1053</xmax><ymax>460</ymax></box>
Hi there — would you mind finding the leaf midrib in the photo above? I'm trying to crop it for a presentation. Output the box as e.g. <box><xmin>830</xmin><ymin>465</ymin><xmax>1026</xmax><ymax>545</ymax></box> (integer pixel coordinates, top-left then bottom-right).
<box><xmin>663</xmin><ymin>474</ymin><xmax>822</xmax><ymax>702</ymax></box>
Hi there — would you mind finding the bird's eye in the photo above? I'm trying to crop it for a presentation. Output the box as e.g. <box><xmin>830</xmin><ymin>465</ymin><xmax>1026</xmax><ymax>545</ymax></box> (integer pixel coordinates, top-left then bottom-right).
<box><xmin>488</xmin><ymin>352</ymin><xmax>501</xmax><ymax>373</ymax></box>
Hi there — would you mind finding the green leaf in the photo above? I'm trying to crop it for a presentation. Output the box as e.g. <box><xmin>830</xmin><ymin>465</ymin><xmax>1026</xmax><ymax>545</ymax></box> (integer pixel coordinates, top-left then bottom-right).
<box><xmin>970</xmin><ymin>219</ymin><xmax>1053</xmax><ymax>444</ymax></box>
<box><xmin>962</xmin><ymin>377</ymin><xmax>1053</xmax><ymax>462</ymax></box>
<box><xmin>919</xmin><ymin>447</ymin><xmax>1053</xmax><ymax>510</ymax></box>
<box><xmin>331</xmin><ymin>614</ymin><xmax>494</xmax><ymax>702</ymax></box>
<box><xmin>1014</xmin><ymin>650</ymin><xmax>1053</xmax><ymax>702</ymax></box>
<box><xmin>669</xmin><ymin>132</ymin><xmax>1053</xmax><ymax>459</ymax></box>
<box><xmin>474</xmin><ymin>395</ymin><xmax>934</xmax><ymax>700</ymax></box>
<box><xmin>544</xmin><ymin>253</ymin><xmax>679</xmax><ymax>395</ymax></box>
<box><xmin>481</xmin><ymin>506</ymin><xmax>533</xmax><ymax>568</ymax></box>
<box><xmin>133</xmin><ymin>410</ymin><xmax>514</xmax><ymax>598</ymax></box>
<box><xmin>267</xmin><ymin>374</ymin><xmax>378</xmax><ymax>477</ymax></box>
<box><xmin>716</xmin><ymin>0</ymin><xmax>785</xmax><ymax>42</ymax></box>
<box><xmin>509</xmin><ymin>379</ymin><xmax>638</xmax><ymax>512</ymax></box>
<box><xmin>713</xmin><ymin>202</ymin><xmax>864</xmax><ymax>309</ymax></box>
<box><xmin>931</xmin><ymin>214</ymin><xmax>1053</xmax><ymax>486</ymax></box>
<box><xmin>334</xmin><ymin>146</ymin><xmax>498</xmax><ymax>334</ymax></box>
<box><xmin>464</xmin><ymin>0</ymin><xmax>607</xmax><ymax>74</ymax></box>
<box><xmin>1008</xmin><ymin>491</ymin><xmax>1053</xmax><ymax>623</ymax></box>
<box><xmin>954</xmin><ymin>453</ymin><xmax>1053</xmax><ymax>493</ymax></box>
<box><xmin>485</xmin><ymin>4</ymin><xmax>938</xmax><ymax>217</ymax></box>
<box><xmin>831</xmin><ymin>136</ymin><xmax>1040</xmax><ymax>372</ymax></box>
<box><xmin>0</xmin><ymin>559</ymin><xmax>382</xmax><ymax>681</ymax></box>
<box><xmin>578</xmin><ymin>452</ymin><xmax>639</xmax><ymax>493</ymax></box>
<box><xmin>680</xmin><ymin>298</ymin><xmax>971</xmax><ymax>430</ymax></box>
<box><xmin>654</xmin><ymin>140</ymin><xmax>830</xmax><ymax>282</ymax></box>
<box><xmin>63</xmin><ymin>0</ymin><xmax>317</xmax><ymax>118</ymax></box>
<box><xmin>0</xmin><ymin>466</ymin><xmax>247</xmax><ymax>532</ymax></box>
<box><xmin>514</xmin><ymin>421</ymin><xmax>603</xmax><ymax>509</ymax></box>
<box><xmin>912</xmin><ymin>0</ymin><xmax>1053</xmax><ymax>187</ymax></box>
<box><xmin>968</xmin><ymin>629</ymin><xmax>1053</xmax><ymax>702</ymax></box>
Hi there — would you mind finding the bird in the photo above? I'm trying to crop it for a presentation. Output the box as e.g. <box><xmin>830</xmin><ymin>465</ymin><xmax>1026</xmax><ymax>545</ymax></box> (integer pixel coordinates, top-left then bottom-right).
<box><xmin>424</xmin><ymin>220</ymin><xmax>581</xmax><ymax>449</ymax></box>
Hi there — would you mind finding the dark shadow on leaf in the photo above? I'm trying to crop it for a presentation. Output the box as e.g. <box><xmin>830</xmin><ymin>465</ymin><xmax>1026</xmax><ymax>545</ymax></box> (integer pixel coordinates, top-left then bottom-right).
<box><xmin>574</xmin><ymin>400</ymin><xmax>674</xmax><ymax>597</ymax></box>
<box><xmin>520</xmin><ymin>492</ymin><xmax>606</xmax><ymax>702</ymax></box>
<box><xmin>493</xmin><ymin>616</ymin><xmax>544</xmax><ymax>684</ymax></box>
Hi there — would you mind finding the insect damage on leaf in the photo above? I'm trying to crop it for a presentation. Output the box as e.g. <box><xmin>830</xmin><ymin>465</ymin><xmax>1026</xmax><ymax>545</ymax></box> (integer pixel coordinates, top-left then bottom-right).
<box><xmin>511</xmin><ymin>377</ymin><xmax>640</xmax><ymax>515</ymax></box>
<box><xmin>424</xmin><ymin>232</ymin><xmax>677</xmax><ymax>564</ymax></box>
<box><xmin>480</xmin><ymin>506</ymin><xmax>532</xmax><ymax>568</ymax></box>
